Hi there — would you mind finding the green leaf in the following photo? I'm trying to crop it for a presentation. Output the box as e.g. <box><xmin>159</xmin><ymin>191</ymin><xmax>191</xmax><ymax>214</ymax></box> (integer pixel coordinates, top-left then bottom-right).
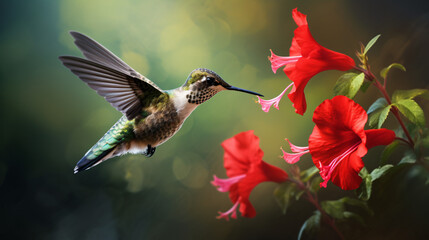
<box><xmin>342</xmin><ymin>211</ymin><xmax>365</xmax><ymax>226</ymax></box>
<box><xmin>359</xmin><ymin>166</ymin><xmax>369</xmax><ymax>177</ymax></box>
<box><xmin>360</xmin><ymin>81</ymin><xmax>371</xmax><ymax>93</ymax></box>
<box><xmin>377</xmin><ymin>105</ymin><xmax>391</xmax><ymax>129</ymax></box>
<box><xmin>370</xmin><ymin>164</ymin><xmax>394</xmax><ymax>181</ymax></box>
<box><xmin>394</xmin><ymin>99</ymin><xmax>426</xmax><ymax>127</ymax></box>
<box><xmin>356</xmin><ymin>168</ymin><xmax>372</xmax><ymax>200</ymax></box>
<box><xmin>333</xmin><ymin>73</ymin><xmax>365</xmax><ymax>99</ymax></box>
<box><xmin>321</xmin><ymin>197</ymin><xmax>371</xmax><ymax>220</ymax></box>
<box><xmin>334</xmin><ymin>73</ymin><xmax>357</xmax><ymax>96</ymax></box>
<box><xmin>349</xmin><ymin>73</ymin><xmax>365</xmax><ymax>98</ymax></box>
<box><xmin>368</xmin><ymin>99</ymin><xmax>391</xmax><ymax>129</ymax></box>
<box><xmin>368</xmin><ymin>110</ymin><xmax>382</xmax><ymax>128</ymax></box>
<box><xmin>298</xmin><ymin>211</ymin><xmax>321</xmax><ymax>240</ymax></box>
<box><xmin>420</xmin><ymin>128</ymin><xmax>429</xmax><ymax>153</ymax></box>
<box><xmin>380</xmin><ymin>140</ymin><xmax>400</xmax><ymax>165</ymax></box>
<box><xmin>274</xmin><ymin>182</ymin><xmax>304</xmax><ymax>214</ymax></box>
<box><xmin>340</xmin><ymin>197</ymin><xmax>371</xmax><ymax>213</ymax></box>
<box><xmin>310</xmin><ymin>176</ymin><xmax>323</xmax><ymax>193</ymax></box>
<box><xmin>367</xmin><ymin>98</ymin><xmax>388</xmax><ymax>115</ymax></box>
<box><xmin>399</xmin><ymin>149</ymin><xmax>417</xmax><ymax>164</ymax></box>
<box><xmin>380</xmin><ymin>63</ymin><xmax>406</xmax><ymax>79</ymax></box>
<box><xmin>321</xmin><ymin>200</ymin><xmax>345</xmax><ymax>219</ymax></box>
<box><xmin>300</xmin><ymin>165</ymin><xmax>319</xmax><ymax>182</ymax></box>
<box><xmin>392</xmin><ymin>88</ymin><xmax>429</xmax><ymax>103</ymax></box>
<box><xmin>364</xmin><ymin>34</ymin><xmax>381</xmax><ymax>55</ymax></box>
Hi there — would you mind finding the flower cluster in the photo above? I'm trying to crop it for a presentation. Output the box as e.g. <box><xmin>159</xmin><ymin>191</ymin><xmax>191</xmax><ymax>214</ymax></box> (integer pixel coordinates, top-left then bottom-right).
<box><xmin>213</xmin><ymin>9</ymin><xmax>426</xmax><ymax>238</ymax></box>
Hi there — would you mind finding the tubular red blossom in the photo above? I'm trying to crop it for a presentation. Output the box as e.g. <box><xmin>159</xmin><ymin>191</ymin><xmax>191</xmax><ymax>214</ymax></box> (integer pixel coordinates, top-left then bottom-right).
<box><xmin>309</xmin><ymin>96</ymin><xmax>396</xmax><ymax>190</ymax></box>
<box><xmin>213</xmin><ymin>130</ymin><xmax>288</xmax><ymax>219</ymax></box>
<box><xmin>257</xmin><ymin>82</ymin><xmax>294</xmax><ymax>112</ymax></box>
<box><xmin>269</xmin><ymin>8</ymin><xmax>355</xmax><ymax>115</ymax></box>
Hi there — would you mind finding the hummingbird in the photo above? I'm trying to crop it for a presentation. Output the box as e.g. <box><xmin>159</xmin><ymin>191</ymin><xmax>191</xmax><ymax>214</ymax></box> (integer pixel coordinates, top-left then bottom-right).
<box><xmin>59</xmin><ymin>31</ymin><xmax>263</xmax><ymax>174</ymax></box>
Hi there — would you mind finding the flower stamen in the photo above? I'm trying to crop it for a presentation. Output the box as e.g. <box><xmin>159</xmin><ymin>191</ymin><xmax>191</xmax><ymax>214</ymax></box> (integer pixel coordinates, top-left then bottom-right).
<box><xmin>280</xmin><ymin>139</ymin><xmax>309</xmax><ymax>164</ymax></box>
<box><xmin>269</xmin><ymin>50</ymin><xmax>302</xmax><ymax>73</ymax></box>
<box><xmin>281</xmin><ymin>148</ymin><xmax>309</xmax><ymax>164</ymax></box>
<box><xmin>286</xmin><ymin>138</ymin><xmax>309</xmax><ymax>153</ymax></box>
<box><xmin>211</xmin><ymin>174</ymin><xmax>246</xmax><ymax>192</ymax></box>
<box><xmin>319</xmin><ymin>141</ymin><xmax>361</xmax><ymax>188</ymax></box>
<box><xmin>258</xmin><ymin>82</ymin><xmax>294</xmax><ymax>112</ymax></box>
<box><xmin>217</xmin><ymin>198</ymin><xmax>241</xmax><ymax>221</ymax></box>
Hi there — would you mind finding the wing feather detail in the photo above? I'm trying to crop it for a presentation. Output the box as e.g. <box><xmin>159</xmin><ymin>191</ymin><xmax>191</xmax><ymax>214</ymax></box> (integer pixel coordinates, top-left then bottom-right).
<box><xmin>59</xmin><ymin>56</ymin><xmax>166</xmax><ymax>120</ymax></box>
<box><xmin>69</xmin><ymin>31</ymin><xmax>163</xmax><ymax>92</ymax></box>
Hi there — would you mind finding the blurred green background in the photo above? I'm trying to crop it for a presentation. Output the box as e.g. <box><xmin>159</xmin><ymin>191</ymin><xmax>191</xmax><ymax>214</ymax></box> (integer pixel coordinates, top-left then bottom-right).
<box><xmin>1</xmin><ymin>0</ymin><xmax>428</xmax><ymax>239</ymax></box>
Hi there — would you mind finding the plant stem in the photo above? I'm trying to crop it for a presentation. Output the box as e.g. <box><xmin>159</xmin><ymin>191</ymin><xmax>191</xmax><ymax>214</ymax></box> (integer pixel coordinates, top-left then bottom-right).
<box><xmin>288</xmin><ymin>178</ymin><xmax>345</xmax><ymax>240</ymax></box>
<box><xmin>354</xmin><ymin>66</ymin><xmax>415</xmax><ymax>148</ymax></box>
<box><xmin>373</xmin><ymin>78</ymin><xmax>415</xmax><ymax>148</ymax></box>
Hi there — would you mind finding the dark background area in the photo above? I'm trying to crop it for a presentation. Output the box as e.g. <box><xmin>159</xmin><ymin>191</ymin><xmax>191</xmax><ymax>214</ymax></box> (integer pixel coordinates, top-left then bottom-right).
<box><xmin>0</xmin><ymin>0</ymin><xmax>428</xmax><ymax>239</ymax></box>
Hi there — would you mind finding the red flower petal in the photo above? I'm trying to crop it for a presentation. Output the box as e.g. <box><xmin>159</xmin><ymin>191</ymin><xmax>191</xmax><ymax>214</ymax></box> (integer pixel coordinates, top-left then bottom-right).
<box><xmin>289</xmin><ymin>38</ymin><xmax>302</xmax><ymax>57</ymax></box>
<box><xmin>312</xmin><ymin>96</ymin><xmax>367</xmax><ymax>146</ymax></box>
<box><xmin>308</xmin><ymin>96</ymin><xmax>396</xmax><ymax>190</ymax></box>
<box><xmin>309</xmin><ymin>96</ymin><xmax>367</xmax><ymax>190</ymax></box>
<box><xmin>286</xmin><ymin>58</ymin><xmax>324</xmax><ymax>115</ymax></box>
<box><xmin>282</xmin><ymin>9</ymin><xmax>355</xmax><ymax>115</ymax></box>
<box><xmin>309</xmin><ymin>126</ymin><xmax>364</xmax><ymax>172</ymax></box>
<box><xmin>329</xmin><ymin>150</ymin><xmax>364</xmax><ymax>190</ymax></box>
<box><xmin>291</xmin><ymin>8</ymin><xmax>308</xmax><ymax>26</ymax></box>
<box><xmin>221</xmin><ymin>130</ymin><xmax>263</xmax><ymax>177</ymax></box>
<box><xmin>234</xmin><ymin>161</ymin><xmax>288</xmax><ymax>218</ymax></box>
<box><xmin>216</xmin><ymin>131</ymin><xmax>288</xmax><ymax>219</ymax></box>
<box><xmin>364</xmin><ymin>129</ymin><xmax>396</xmax><ymax>149</ymax></box>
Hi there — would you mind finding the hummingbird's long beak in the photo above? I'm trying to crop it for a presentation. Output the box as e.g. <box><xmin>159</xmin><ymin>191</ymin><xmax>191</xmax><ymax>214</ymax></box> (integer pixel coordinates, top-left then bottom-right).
<box><xmin>226</xmin><ymin>86</ymin><xmax>264</xmax><ymax>97</ymax></box>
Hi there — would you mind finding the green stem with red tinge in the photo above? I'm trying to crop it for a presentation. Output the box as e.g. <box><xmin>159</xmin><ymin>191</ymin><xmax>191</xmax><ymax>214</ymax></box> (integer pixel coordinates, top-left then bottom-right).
<box><xmin>354</xmin><ymin>66</ymin><xmax>415</xmax><ymax>148</ymax></box>
<box><xmin>288</xmin><ymin>177</ymin><xmax>345</xmax><ymax>240</ymax></box>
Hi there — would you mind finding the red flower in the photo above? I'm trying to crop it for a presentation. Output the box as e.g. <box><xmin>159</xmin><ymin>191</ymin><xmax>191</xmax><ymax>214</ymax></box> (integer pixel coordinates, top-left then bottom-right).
<box><xmin>281</xmin><ymin>96</ymin><xmax>395</xmax><ymax>190</ymax></box>
<box><xmin>211</xmin><ymin>130</ymin><xmax>288</xmax><ymax>220</ymax></box>
<box><xmin>269</xmin><ymin>8</ymin><xmax>355</xmax><ymax>115</ymax></box>
<box><xmin>311</xmin><ymin>96</ymin><xmax>395</xmax><ymax>190</ymax></box>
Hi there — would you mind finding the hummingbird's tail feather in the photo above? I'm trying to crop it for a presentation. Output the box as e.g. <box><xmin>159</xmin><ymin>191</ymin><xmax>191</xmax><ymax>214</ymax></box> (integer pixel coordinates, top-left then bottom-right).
<box><xmin>74</xmin><ymin>116</ymin><xmax>134</xmax><ymax>174</ymax></box>
<box><xmin>74</xmin><ymin>147</ymin><xmax>115</xmax><ymax>174</ymax></box>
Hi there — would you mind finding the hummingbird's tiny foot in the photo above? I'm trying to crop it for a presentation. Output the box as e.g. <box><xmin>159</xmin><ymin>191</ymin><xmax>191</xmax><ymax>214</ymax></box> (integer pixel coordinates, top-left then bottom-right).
<box><xmin>145</xmin><ymin>144</ymin><xmax>156</xmax><ymax>157</ymax></box>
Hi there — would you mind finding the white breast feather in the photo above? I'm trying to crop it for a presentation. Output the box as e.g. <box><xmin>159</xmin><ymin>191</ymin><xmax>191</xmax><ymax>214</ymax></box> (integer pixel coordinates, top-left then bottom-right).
<box><xmin>172</xmin><ymin>89</ymin><xmax>198</xmax><ymax>121</ymax></box>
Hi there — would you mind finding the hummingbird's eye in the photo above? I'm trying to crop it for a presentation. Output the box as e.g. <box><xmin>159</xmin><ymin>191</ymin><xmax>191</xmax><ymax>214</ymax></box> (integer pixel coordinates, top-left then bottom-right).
<box><xmin>206</xmin><ymin>76</ymin><xmax>219</xmax><ymax>86</ymax></box>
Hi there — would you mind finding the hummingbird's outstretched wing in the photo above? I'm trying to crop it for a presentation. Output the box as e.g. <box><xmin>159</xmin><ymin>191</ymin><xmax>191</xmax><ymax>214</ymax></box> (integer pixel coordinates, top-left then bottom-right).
<box><xmin>69</xmin><ymin>31</ymin><xmax>163</xmax><ymax>92</ymax></box>
<box><xmin>59</xmin><ymin>56</ymin><xmax>166</xmax><ymax>120</ymax></box>
<box><xmin>59</xmin><ymin>32</ymin><xmax>167</xmax><ymax>120</ymax></box>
